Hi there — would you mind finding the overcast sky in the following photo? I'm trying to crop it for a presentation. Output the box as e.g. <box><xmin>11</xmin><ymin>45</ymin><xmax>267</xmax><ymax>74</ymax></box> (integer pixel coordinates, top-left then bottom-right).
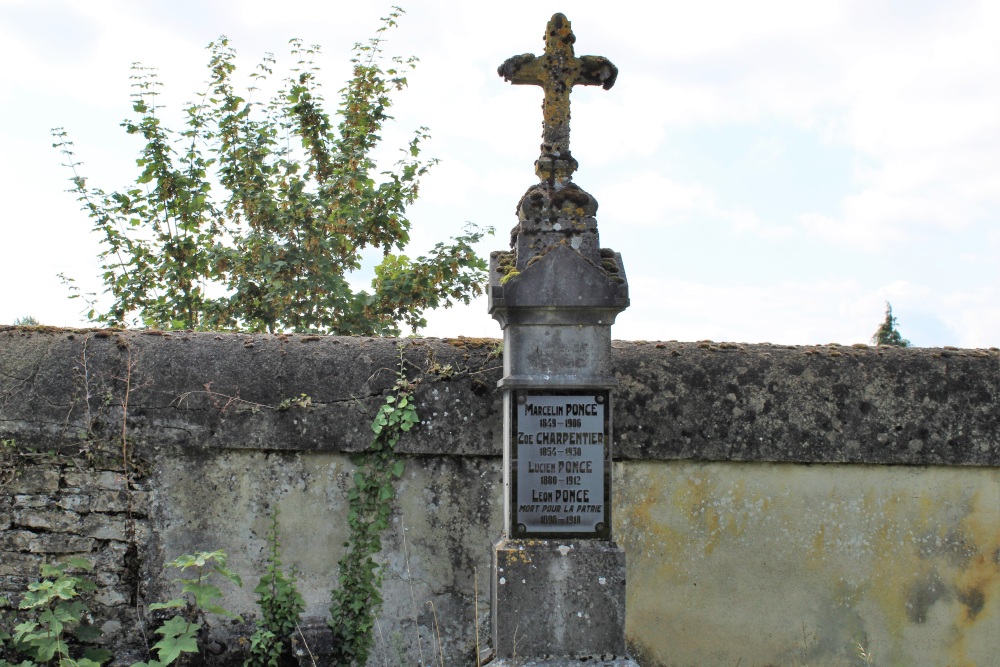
<box><xmin>2</xmin><ymin>0</ymin><xmax>998</xmax><ymax>347</ymax></box>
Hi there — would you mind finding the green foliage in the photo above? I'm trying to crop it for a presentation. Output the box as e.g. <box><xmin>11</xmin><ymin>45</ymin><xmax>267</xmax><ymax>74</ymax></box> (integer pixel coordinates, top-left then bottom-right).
<box><xmin>871</xmin><ymin>302</ymin><xmax>910</xmax><ymax>348</ymax></box>
<box><xmin>328</xmin><ymin>348</ymin><xmax>417</xmax><ymax>666</ymax></box>
<box><xmin>53</xmin><ymin>7</ymin><xmax>490</xmax><ymax>334</ymax></box>
<box><xmin>0</xmin><ymin>557</ymin><xmax>111</xmax><ymax>667</ymax></box>
<box><xmin>1</xmin><ymin>548</ymin><xmax>302</xmax><ymax>667</ymax></box>
<box><xmin>276</xmin><ymin>394</ymin><xmax>312</xmax><ymax>412</ymax></box>
<box><xmin>12</xmin><ymin>317</ymin><xmax>39</xmax><ymax>326</ymax></box>
<box><xmin>498</xmin><ymin>270</ymin><xmax>520</xmax><ymax>285</ymax></box>
<box><xmin>132</xmin><ymin>616</ymin><xmax>199</xmax><ymax>667</ymax></box>
<box><xmin>138</xmin><ymin>550</ymin><xmax>242</xmax><ymax>667</ymax></box>
<box><xmin>245</xmin><ymin>510</ymin><xmax>304</xmax><ymax>667</ymax></box>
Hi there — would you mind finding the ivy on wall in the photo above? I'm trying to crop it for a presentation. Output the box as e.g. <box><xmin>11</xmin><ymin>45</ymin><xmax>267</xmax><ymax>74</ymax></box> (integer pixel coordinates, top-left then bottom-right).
<box><xmin>328</xmin><ymin>350</ymin><xmax>418</xmax><ymax>666</ymax></box>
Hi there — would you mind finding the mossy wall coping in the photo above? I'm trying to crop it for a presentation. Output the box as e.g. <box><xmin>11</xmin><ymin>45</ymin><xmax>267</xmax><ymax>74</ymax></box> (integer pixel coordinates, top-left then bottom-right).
<box><xmin>1</xmin><ymin>327</ymin><xmax>997</xmax><ymax>466</ymax></box>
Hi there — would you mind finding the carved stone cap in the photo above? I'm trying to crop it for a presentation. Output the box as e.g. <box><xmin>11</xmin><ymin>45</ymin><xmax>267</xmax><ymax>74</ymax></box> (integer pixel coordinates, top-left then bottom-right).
<box><xmin>509</xmin><ymin>181</ymin><xmax>601</xmax><ymax>269</ymax></box>
<box><xmin>489</xmin><ymin>244</ymin><xmax>629</xmax><ymax>321</ymax></box>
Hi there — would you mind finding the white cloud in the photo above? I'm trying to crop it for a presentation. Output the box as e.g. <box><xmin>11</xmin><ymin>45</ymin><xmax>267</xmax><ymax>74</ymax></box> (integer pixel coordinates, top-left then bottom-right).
<box><xmin>599</xmin><ymin>172</ymin><xmax>714</xmax><ymax>226</ymax></box>
<box><xmin>599</xmin><ymin>171</ymin><xmax>794</xmax><ymax>240</ymax></box>
<box><xmin>614</xmin><ymin>274</ymin><xmax>998</xmax><ymax>348</ymax></box>
<box><xmin>602</xmin><ymin>0</ymin><xmax>844</xmax><ymax>60</ymax></box>
<box><xmin>616</xmin><ymin>276</ymin><xmax>867</xmax><ymax>345</ymax></box>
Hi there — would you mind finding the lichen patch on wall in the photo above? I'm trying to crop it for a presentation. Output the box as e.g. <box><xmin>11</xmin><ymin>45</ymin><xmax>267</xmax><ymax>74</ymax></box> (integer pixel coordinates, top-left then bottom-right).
<box><xmin>616</xmin><ymin>461</ymin><xmax>1000</xmax><ymax>667</ymax></box>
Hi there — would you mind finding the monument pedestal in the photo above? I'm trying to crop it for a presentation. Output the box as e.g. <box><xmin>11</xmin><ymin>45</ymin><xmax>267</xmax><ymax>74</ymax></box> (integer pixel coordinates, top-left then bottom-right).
<box><xmin>492</xmin><ymin>660</ymin><xmax>639</xmax><ymax>667</ymax></box>
<box><xmin>492</xmin><ymin>539</ymin><xmax>630</xmax><ymax>660</ymax></box>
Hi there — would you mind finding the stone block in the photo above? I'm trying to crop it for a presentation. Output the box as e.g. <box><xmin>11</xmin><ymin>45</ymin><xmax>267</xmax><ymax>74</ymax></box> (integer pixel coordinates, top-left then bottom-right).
<box><xmin>94</xmin><ymin>586</ymin><xmax>128</xmax><ymax>607</ymax></box>
<box><xmin>93</xmin><ymin>541</ymin><xmax>129</xmax><ymax>575</ymax></box>
<box><xmin>0</xmin><ymin>529</ymin><xmax>36</xmax><ymax>551</ymax></box>
<box><xmin>131</xmin><ymin>491</ymin><xmax>151</xmax><ymax>516</ymax></box>
<box><xmin>134</xmin><ymin>520</ymin><xmax>151</xmax><ymax>543</ymax></box>
<box><xmin>90</xmin><ymin>489</ymin><xmax>146</xmax><ymax>514</ymax></box>
<box><xmin>493</xmin><ymin>539</ymin><xmax>628</xmax><ymax>659</ymax></box>
<box><xmin>81</xmin><ymin>514</ymin><xmax>127</xmax><ymax>541</ymax></box>
<box><xmin>63</xmin><ymin>469</ymin><xmax>126</xmax><ymax>491</ymax></box>
<box><xmin>0</xmin><ymin>552</ymin><xmax>41</xmax><ymax>576</ymax></box>
<box><xmin>14</xmin><ymin>494</ymin><xmax>54</xmax><ymax>509</ymax></box>
<box><xmin>28</xmin><ymin>533</ymin><xmax>96</xmax><ymax>554</ymax></box>
<box><xmin>11</xmin><ymin>467</ymin><xmax>60</xmax><ymax>493</ymax></box>
<box><xmin>95</xmin><ymin>570</ymin><xmax>121</xmax><ymax>587</ymax></box>
<box><xmin>13</xmin><ymin>509</ymin><xmax>82</xmax><ymax>533</ymax></box>
<box><xmin>100</xmin><ymin>619</ymin><xmax>123</xmax><ymax>638</ymax></box>
<box><xmin>57</xmin><ymin>494</ymin><xmax>91</xmax><ymax>513</ymax></box>
<box><xmin>0</xmin><ymin>575</ymin><xmax>31</xmax><ymax>594</ymax></box>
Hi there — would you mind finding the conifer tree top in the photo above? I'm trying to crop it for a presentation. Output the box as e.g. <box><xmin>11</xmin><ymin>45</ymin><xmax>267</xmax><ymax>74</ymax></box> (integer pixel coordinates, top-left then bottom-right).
<box><xmin>872</xmin><ymin>302</ymin><xmax>911</xmax><ymax>347</ymax></box>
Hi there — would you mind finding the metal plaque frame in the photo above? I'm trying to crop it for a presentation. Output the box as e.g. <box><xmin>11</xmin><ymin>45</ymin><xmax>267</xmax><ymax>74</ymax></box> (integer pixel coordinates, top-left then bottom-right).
<box><xmin>509</xmin><ymin>389</ymin><xmax>612</xmax><ymax>539</ymax></box>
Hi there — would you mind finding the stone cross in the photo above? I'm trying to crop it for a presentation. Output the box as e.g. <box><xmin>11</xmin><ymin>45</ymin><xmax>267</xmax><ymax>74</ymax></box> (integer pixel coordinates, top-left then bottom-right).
<box><xmin>498</xmin><ymin>13</ymin><xmax>618</xmax><ymax>182</ymax></box>
<box><xmin>489</xmin><ymin>15</ymin><xmax>634</xmax><ymax>666</ymax></box>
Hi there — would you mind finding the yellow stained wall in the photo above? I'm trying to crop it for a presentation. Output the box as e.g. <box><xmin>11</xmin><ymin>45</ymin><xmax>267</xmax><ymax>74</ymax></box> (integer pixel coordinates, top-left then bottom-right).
<box><xmin>615</xmin><ymin>462</ymin><xmax>1000</xmax><ymax>667</ymax></box>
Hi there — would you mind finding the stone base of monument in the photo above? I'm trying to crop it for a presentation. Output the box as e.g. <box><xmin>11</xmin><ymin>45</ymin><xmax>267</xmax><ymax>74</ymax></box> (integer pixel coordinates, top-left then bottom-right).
<box><xmin>491</xmin><ymin>659</ymin><xmax>640</xmax><ymax>667</ymax></box>
<box><xmin>492</xmin><ymin>539</ymin><xmax>637</xmax><ymax>664</ymax></box>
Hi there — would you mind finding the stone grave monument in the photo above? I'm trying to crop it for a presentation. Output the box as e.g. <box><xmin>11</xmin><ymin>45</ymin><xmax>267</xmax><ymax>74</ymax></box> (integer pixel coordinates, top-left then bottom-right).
<box><xmin>489</xmin><ymin>13</ymin><xmax>637</xmax><ymax>666</ymax></box>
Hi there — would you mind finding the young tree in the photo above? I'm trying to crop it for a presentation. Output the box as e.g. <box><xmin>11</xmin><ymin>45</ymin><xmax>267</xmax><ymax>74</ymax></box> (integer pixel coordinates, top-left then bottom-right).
<box><xmin>53</xmin><ymin>9</ymin><xmax>490</xmax><ymax>335</ymax></box>
<box><xmin>871</xmin><ymin>302</ymin><xmax>910</xmax><ymax>347</ymax></box>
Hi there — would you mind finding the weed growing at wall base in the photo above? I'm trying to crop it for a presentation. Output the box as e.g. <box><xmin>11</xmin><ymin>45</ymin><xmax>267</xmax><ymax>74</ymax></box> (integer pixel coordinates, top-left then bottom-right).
<box><xmin>328</xmin><ymin>348</ymin><xmax>418</xmax><ymax>667</ymax></box>
<box><xmin>138</xmin><ymin>550</ymin><xmax>242</xmax><ymax>667</ymax></box>
<box><xmin>0</xmin><ymin>553</ymin><xmax>241</xmax><ymax>667</ymax></box>
<box><xmin>0</xmin><ymin>557</ymin><xmax>111</xmax><ymax>667</ymax></box>
<box><xmin>246</xmin><ymin>509</ymin><xmax>305</xmax><ymax>667</ymax></box>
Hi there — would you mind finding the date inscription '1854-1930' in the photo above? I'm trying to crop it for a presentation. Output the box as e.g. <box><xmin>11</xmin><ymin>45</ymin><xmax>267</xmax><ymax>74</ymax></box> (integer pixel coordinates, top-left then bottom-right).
<box><xmin>513</xmin><ymin>392</ymin><xmax>609</xmax><ymax>535</ymax></box>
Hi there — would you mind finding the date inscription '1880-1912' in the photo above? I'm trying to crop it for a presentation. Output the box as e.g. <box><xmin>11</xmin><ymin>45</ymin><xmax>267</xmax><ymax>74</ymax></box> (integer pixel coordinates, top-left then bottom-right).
<box><xmin>514</xmin><ymin>393</ymin><xmax>608</xmax><ymax>534</ymax></box>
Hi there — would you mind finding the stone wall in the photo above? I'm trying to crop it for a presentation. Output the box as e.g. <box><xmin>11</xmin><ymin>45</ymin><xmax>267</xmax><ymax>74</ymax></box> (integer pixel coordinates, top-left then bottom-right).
<box><xmin>1</xmin><ymin>455</ymin><xmax>148</xmax><ymax>653</ymax></box>
<box><xmin>1</xmin><ymin>327</ymin><xmax>997</xmax><ymax>666</ymax></box>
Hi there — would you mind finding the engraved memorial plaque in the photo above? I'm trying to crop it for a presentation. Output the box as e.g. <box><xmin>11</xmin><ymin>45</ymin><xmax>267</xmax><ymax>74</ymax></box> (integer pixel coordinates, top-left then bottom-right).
<box><xmin>511</xmin><ymin>391</ymin><xmax>610</xmax><ymax>537</ymax></box>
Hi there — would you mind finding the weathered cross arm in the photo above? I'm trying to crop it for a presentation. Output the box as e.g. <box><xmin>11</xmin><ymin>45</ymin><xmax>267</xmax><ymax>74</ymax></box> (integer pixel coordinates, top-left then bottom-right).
<box><xmin>497</xmin><ymin>53</ymin><xmax>537</xmax><ymax>84</ymax></box>
<box><xmin>497</xmin><ymin>53</ymin><xmax>617</xmax><ymax>89</ymax></box>
<box><xmin>577</xmin><ymin>55</ymin><xmax>618</xmax><ymax>90</ymax></box>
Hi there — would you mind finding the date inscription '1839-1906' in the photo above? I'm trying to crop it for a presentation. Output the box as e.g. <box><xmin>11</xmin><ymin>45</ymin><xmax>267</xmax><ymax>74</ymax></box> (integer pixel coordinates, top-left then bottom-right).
<box><xmin>513</xmin><ymin>392</ymin><xmax>609</xmax><ymax>535</ymax></box>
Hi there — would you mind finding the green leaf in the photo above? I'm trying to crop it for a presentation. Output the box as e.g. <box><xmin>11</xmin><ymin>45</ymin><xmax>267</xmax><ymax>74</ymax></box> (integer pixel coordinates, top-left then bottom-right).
<box><xmin>76</xmin><ymin>658</ymin><xmax>106</xmax><ymax>667</ymax></box>
<box><xmin>155</xmin><ymin>615</ymin><xmax>196</xmax><ymax>639</ymax></box>
<box><xmin>82</xmin><ymin>647</ymin><xmax>114</xmax><ymax>664</ymax></box>
<box><xmin>66</xmin><ymin>557</ymin><xmax>94</xmax><ymax>571</ymax></box>
<box><xmin>148</xmin><ymin>599</ymin><xmax>185</xmax><ymax>611</ymax></box>
<box><xmin>74</xmin><ymin>624</ymin><xmax>103</xmax><ymax>642</ymax></box>
<box><xmin>184</xmin><ymin>582</ymin><xmax>224</xmax><ymax>607</ymax></box>
<box><xmin>35</xmin><ymin>636</ymin><xmax>67</xmax><ymax>662</ymax></box>
<box><xmin>153</xmin><ymin>631</ymin><xmax>199</xmax><ymax>665</ymax></box>
<box><xmin>200</xmin><ymin>603</ymin><xmax>242</xmax><ymax>620</ymax></box>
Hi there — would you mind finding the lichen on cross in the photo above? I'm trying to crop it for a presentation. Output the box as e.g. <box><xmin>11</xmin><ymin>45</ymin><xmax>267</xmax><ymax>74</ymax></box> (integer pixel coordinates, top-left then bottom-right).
<box><xmin>499</xmin><ymin>13</ymin><xmax>618</xmax><ymax>183</ymax></box>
